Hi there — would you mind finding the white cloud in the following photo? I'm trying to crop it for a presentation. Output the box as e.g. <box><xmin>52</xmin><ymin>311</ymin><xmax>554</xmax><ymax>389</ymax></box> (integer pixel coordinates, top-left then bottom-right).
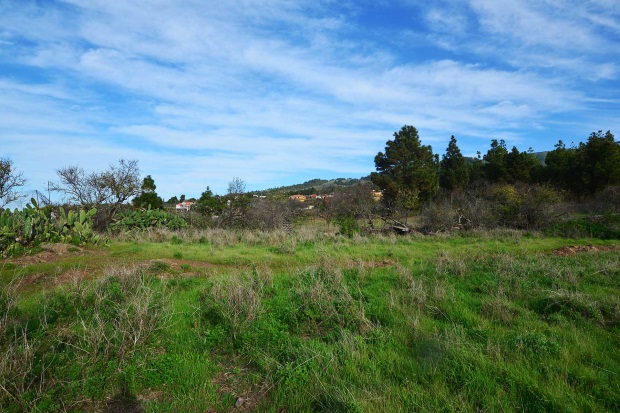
<box><xmin>0</xmin><ymin>0</ymin><xmax>618</xmax><ymax>202</ymax></box>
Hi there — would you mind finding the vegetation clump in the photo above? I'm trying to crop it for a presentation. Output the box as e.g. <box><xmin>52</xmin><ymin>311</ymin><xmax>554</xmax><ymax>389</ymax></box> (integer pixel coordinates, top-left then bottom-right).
<box><xmin>0</xmin><ymin>199</ymin><xmax>99</xmax><ymax>256</ymax></box>
<box><xmin>110</xmin><ymin>207</ymin><xmax>188</xmax><ymax>232</ymax></box>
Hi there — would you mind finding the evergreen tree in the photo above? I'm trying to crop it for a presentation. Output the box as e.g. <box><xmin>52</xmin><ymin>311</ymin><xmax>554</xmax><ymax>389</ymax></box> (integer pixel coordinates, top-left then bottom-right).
<box><xmin>467</xmin><ymin>151</ymin><xmax>486</xmax><ymax>183</ymax></box>
<box><xmin>505</xmin><ymin>146</ymin><xmax>540</xmax><ymax>183</ymax></box>
<box><xmin>132</xmin><ymin>175</ymin><xmax>163</xmax><ymax>209</ymax></box>
<box><xmin>196</xmin><ymin>186</ymin><xmax>223</xmax><ymax>215</ymax></box>
<box><xmin>141</xmin><ymin>175</ymin><xmax>156</xmax><ymax>192</ymax></box>
<box><xmin>483</xmin><ymin>139</ymin><xmax>509</xmax><ymax>182</ymax></box>
<box><xmin>574</xmin><ymin>130</ymin><xmax>620</xmax><ymax>195</ymax></box>
<box><xmin>544</xmin><ymin>140</ymin><xmax>576</xmax><ymax>190</ymax></box>
<box><xmin>440</xmin><ymin>135</ymin><xmax>469</xmax><ymax>196</ymax></box>
<box><xmin>371</xmin><ymin>125</ymin><xmax>439</xmax><ymax>211</ymax></box>
<box><xmin>545</xmin><ymin>131</ymin><xmax>620</xmax><ymax>196</ymax></box>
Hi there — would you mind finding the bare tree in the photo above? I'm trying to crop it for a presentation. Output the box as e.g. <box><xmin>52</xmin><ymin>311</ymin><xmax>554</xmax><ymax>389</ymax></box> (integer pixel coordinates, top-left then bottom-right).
<box><xmin>220</xmin><ymin>177</ymin><xmax>249</xmax><ymax>228</ymax></box>
<box><xmin>245</xmin><ymin>197</ymin><xmax>305</xmax><ymax>230</ymax></box>
<box><xmin>227</xmin><ymin>177</ymin><xmax>246</xmax><ymax>195</ymax></box>
<box><xmin>53</xmin><ymin>160</ymin><xmax>140</xmax><ymax>229</ymax></box>
<box><xmin>327</xmin><ymin>183</ymin><xmax>381</xmax><ymax>235</ymax></box>
<box><xmin>0</xmin><ymin>158</ymin><xmax>27</xmax><ymax>209</ymax></box>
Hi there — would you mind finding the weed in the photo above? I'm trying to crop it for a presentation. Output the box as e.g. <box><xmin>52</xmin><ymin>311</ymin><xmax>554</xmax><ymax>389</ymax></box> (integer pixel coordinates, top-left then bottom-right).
<box><xmin>269</xmin><ymin>241</ymin><xmax>296</xmax><ymax>255</ymax></box>
<box><xmin>507</xmin><ymin>331</ymin><xmax>560</xmax><ymax>357</ymax></box>
<box><xmin>288</xmin><ymin>266</ymin><xmax>370</xmax><ymax>338</ymax></box>
<box><xmin>198</xmin><ymin>272</ymin><xmax>265</xmax><ymax>350</ymax></box>
<box><xmin>148</xmin><ymin>260</ymin><xmax>170</xmax><ymax>274</ymax></box>
<box><xmin>1</xmin><ymin>229</ymin><xmax>619</xmax><ymax>412</ymax></box>
<box><xmin>530</xmin><ymin>289</ymin><xmax>619</xmax><ymax>326</ymax></box>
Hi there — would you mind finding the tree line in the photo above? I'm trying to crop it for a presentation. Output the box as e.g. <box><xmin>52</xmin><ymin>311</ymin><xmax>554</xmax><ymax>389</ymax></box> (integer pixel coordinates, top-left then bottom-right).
<box><xmin>1</xmin><ymin>126</ymin><xmax>619</xmax><ymax>236</ymax></box>
<box><xmin>371</xmin><ymin>126</ymin><xmax>620</xmax><ymax>211</ymax></box>
<box><xmin>368</xmin><ymin>126</ymin><xmax>619</xmax><ymax>234</ymax></box>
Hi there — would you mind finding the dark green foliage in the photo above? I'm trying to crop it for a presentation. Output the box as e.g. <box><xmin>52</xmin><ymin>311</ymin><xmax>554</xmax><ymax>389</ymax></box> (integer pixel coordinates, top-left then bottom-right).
<box><xmin>483</xmin><ymin>139</ymin><xmax>510</xmax><ymax>182</ymax></box>
<box><xmin>141</xmin><ymin>175</ymin><xmax>156</xmax><ymax>192</ymax></box>
<box><xmin>505</xmin><ymin>146</ymin><xmax>541</xmax><ymax>183</ymax></box>
<box><xmin>545</xmin><ymin>216</ymin><xmax>620</xmax><ymax>239</ymax></box>
<box><xmin>574</xmin><ymin>130</ymin><xmax>620</xmax><ymax>195</ymax></box>
<box><xmin>109</xmin><ymin>207</ymin><xmax>188</xmax><ymax>232</ymax></box>
<box><xmin>483</xmin><ymin>139</ymin><xmax>543</xmax><ymax>184</ymax></box>
<box><xmin>195</xmin><ymin>186</ymin><xmax>223</xmax><ymax>215</ymax></box>
<box><xmin>546</xmin><ymin>131</ymin><xmax>620</xmax><ymax>195</ymax></box>
<box><xmin>0</xmin><ymin>198</ymin><xmax>99</xmax><ymax>256</ymax></box>
<box><xmin>440</xmin><ymin>135</ymin><xmax>469</xmax><ymax>192</ymax></box>
<box><xmin>371</xmin><ymin>125</ymin><xmax>439</xmax><ymax>211</ymax></box>
<box><xmin>132</xmin><ymin>191</ymin><xmax>163</xmax><ymax>209</ymax></box>
<box><xmin>467</xmin><ymin>156</ymin><xmax>486</xmax><ymax>183</ymax></box>
<box><xmin>0</xmin><ymin>268</ymin><xmax>168</xmax><ymax>412</ymax></box>
<box><xmin>332</xmin><ymin>216</ymin><xmax>360</xmax><ymax>237</ymax></box>
<box><xmin>544</xmin><ymin>140</ymin><xmax>577</xmax><ymax>190</ymax></box>
<box><xmin>132</xmin><ymin>175</ymin><xmax>164</xmax><ymax>209</ymax></box>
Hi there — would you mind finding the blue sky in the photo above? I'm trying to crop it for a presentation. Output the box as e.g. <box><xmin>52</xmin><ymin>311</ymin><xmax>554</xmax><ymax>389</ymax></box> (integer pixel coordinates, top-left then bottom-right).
<box><xmin>1</xmin><ymin>0</ymin><xmax>619</xmax><ymax>203</ymax></box>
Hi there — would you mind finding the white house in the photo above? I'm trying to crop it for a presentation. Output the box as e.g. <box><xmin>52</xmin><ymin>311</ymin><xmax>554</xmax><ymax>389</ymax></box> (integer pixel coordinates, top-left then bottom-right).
<box><xmin>175</xmin><ymin>201</ymin><xmax>194</xmax><ymax>211</ymax></box>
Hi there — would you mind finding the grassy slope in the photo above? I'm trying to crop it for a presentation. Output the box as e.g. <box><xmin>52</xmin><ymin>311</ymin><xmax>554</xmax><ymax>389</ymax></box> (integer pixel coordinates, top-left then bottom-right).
<box><xmin>1</xmin><ymin>229</ymin><xmax>618</xmax><ymax>412</ymax></box>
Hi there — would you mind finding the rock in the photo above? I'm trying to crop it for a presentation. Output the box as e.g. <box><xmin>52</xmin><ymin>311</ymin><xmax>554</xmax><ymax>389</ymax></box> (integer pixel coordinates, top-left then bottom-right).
<box><xmin>234</xmin><ymin>397</ymin><xmax>245</xmax><ymax>408</ymax></box>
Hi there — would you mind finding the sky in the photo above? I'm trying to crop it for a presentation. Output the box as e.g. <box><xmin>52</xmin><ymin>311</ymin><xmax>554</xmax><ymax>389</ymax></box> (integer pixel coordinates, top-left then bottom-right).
<box><xmin>1</xmin><ymin>0</ymin><xmax>619</xmax><ymax>204</ymax></box>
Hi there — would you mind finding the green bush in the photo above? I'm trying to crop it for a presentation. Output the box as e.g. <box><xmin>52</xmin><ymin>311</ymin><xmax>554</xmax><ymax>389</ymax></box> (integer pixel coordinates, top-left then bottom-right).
<box><xmin>332</xmin><ymin>217</ymin><xmax>360</xmax><ymax>238</ymax></box>
<box><xmin>0</xmin><ymin>199</ymin><xmax>99</xmax><ymax>257</ymax></box>
<box><xmin>110</xmin><ymin>207</ymin><xmax>188</xmax><ymax>232</ymax></box>
<box><xmin>545</xmin><ymin>217</ymin><xmax>620</xmax><ymax>239</ymax></box>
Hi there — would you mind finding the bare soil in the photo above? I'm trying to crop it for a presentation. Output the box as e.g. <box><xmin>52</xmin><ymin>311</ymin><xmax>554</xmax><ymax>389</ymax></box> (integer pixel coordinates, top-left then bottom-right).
<box><xmin>552</xmin><ymin>244</ymin><xmax>619</xmax><ymax>256</ymax></box>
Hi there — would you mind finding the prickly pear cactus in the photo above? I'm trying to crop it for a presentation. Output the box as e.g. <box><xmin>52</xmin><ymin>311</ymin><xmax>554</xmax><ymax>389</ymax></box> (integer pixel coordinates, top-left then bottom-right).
<box><xmin>0</xmin><ymin>199</ymin><xmax>100</xmax><ymax>257</ymax></box>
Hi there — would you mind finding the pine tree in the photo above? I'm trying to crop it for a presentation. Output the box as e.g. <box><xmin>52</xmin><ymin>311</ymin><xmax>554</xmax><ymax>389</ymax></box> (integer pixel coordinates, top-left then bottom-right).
<box><xmin>371</xmin><ymin>125</ymin><xmax>439</xmax><ymax>212</ymax></box>
<box><xmin>483</xmin><ymin>139</ymin><xmax>509</xmax><ymax>182</ymax></box>
<box><xmin>439</xmin><ymin>136</ymin><xmax>469</xmax><ymax>202</ymax></box>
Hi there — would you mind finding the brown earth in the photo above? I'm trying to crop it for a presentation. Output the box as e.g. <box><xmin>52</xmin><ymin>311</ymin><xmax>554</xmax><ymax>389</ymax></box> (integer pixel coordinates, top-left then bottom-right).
<box><xmin>552</xmin><ymin>244</ymin><xmax>619</xmax><ymax>256</ymax></box>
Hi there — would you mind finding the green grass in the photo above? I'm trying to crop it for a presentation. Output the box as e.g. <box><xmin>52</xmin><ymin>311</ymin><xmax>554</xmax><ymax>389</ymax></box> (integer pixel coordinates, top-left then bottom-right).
<box><xmin>1</xmin><ymin>228</ymin><xmax>618</xmax><ymax>412</ymax></box>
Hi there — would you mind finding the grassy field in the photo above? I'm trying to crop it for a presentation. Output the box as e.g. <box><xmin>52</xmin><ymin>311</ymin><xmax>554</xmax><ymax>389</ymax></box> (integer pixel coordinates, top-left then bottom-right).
<box><xmin>1</xmin><ymin>228</ymin><xmax>619</xmax><ymax>412</ymax></box>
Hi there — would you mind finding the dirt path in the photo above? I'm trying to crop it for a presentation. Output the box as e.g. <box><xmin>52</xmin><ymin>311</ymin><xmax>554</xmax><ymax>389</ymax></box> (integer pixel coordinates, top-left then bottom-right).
<box><xmin>552</xmin><ymin>244</ymin><xmax>619</xmax><ymax>256</ymax></box>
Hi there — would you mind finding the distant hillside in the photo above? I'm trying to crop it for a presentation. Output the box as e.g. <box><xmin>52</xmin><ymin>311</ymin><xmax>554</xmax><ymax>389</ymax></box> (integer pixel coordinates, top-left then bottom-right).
<box><xmin>252</xmin><ymin>176</ymin><xmax>372</xmax><ymax>196</ymax></box>
<box><xmin>253</xmin><ymin>151</ymin><xmax>550</xmax><ymax>197</ymax></box>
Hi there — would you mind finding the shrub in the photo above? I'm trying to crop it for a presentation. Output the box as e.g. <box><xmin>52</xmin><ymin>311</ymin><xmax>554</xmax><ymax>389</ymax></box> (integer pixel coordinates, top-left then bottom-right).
<box><xmin>0</xmin><ymin>266</ymin><xmax>170</xmax><ymax>411</ymax></box>
<box><xmin>0</xmin><ymin>199</ymin><xmax>99</xmax><ymax>257</ymax></box>
<box><xmin>288</xmin><ymin>266</ymin><xmax>369</xmax><ymax>337</ymax></box>
<box><xmin>332</xmin><ymin>216</ymin><xmax>360</xmax><ymax>238</ymax></box>
<box><xmin>419</xmin><ymin>198</ymin><xmax>459</xmax><ymax>233</ymax></box>
<box><xmin>109</xmin><ymin>207</ymin><xmax>188</xmax><ymax>232</ymax></box>
<box><xmin>433</xmin><ymin>183</ymin><xmax>564</xmax><ymax>231</ymax></box>
<box><xmin>198</xmin><ymin>272</ymin><xmax>265</xmax><ymax>350</ymax></box>
<box><xmin>545</xmin><ymin>218</ymin><xmax>620</xmax><ymax>239</ymax></box>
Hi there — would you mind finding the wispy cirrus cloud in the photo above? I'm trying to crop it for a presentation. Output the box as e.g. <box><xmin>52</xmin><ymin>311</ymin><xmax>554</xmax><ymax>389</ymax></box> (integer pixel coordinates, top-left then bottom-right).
<box><xmin>0</xmin><ymin>0</ymin><xmax>618</xmax><ymax>201</ymax></box>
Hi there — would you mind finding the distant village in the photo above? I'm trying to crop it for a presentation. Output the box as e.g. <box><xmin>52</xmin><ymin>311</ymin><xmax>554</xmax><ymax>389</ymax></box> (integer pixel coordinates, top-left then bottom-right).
<box><xmin>173</xmin><ymin>191</ymin><xmax>383</xmax><ymax>212</ymax></box>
